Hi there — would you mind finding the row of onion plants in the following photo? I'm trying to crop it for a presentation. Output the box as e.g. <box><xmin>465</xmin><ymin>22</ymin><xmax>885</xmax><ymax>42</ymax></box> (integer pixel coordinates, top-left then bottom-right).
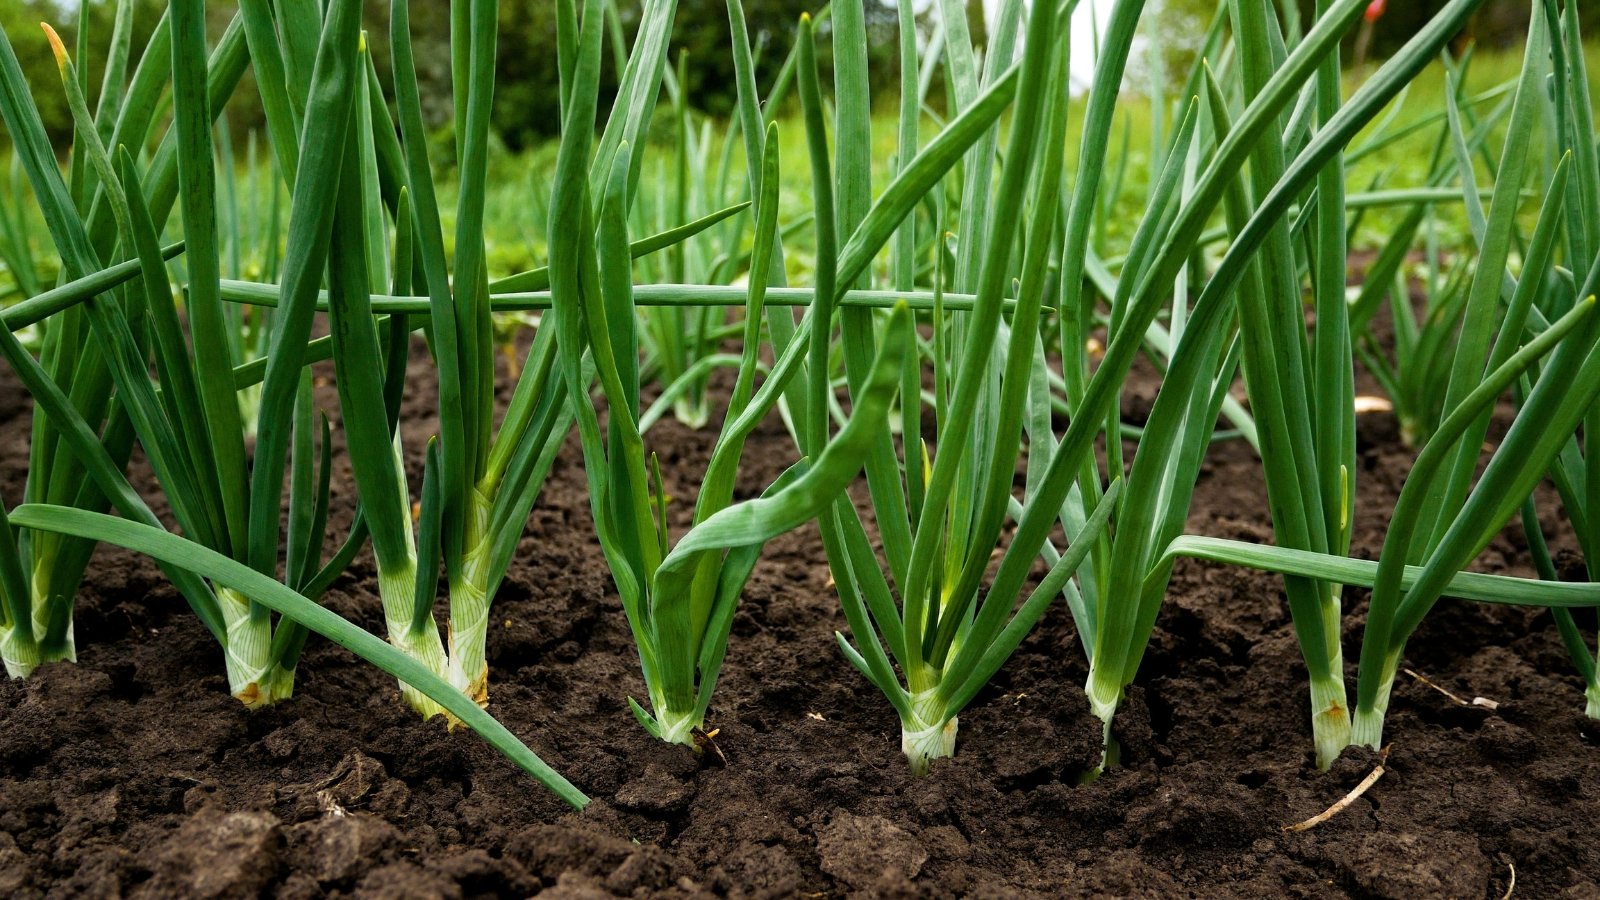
<box><xmin>0</xmin><ymin>0</ymin><xmax>1597</xmax><ymax>810</ymax></box>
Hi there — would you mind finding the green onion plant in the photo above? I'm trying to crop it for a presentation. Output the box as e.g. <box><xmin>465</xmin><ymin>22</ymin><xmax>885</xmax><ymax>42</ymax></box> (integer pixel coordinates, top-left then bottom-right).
<box><xmin>794</xmin><ymin>0</ymin><xmax>1114</xmax><ymax>774</ymax></box>
<box><xmin>1349</xmin><ymin>0</ymin><xmax>1597</xmax><ymax>746</ymax></box>
<box><xmin>0</xmin><ymin>2</ymin><xmax>374</xmax><ymax>703</ymax></box>
<box><xmin>0</xmin><ymin>0</ymin><xmax>593</xmax><ymax>811</ymax></box>
<box><xmin>785</xmin><ymin>0</ymin><xmax>1485</xmax><ymax>774</ymax></box>
<box><xmin>310</xmin><ymin>0</ymin><xmax>573</xmax><ymax>716</ymax></box>
<box><xmin>1182</xmin><ymin>0</ymin><xmax>1600</xmax><ymax>758</ymax></box>
<box><xmin>1516</xmin><ymin>0</ymin><xmax>1600</xmax><ymax>720</ymax></box>
<box><xmin>6</xmin><ymin>0</ymin><xmax>1600</xmax><ymax>811</ymax></box>
<box><xmin>0</xmin><ymin>5</ymin><xmax>254</xmax><ymax>680</ymax></box>
<box><xmin>1080</xmin><ymin>0</ymin><xmax>1513</xmax><ymax>771</ymax></box>
<box><xmin>549</xmin><ymin>0</ymin><xmax>916</xmax><ymax>747</ymax></box>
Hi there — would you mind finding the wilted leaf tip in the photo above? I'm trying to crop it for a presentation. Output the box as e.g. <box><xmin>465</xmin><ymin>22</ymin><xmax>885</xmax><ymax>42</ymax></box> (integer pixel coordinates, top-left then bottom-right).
<box><xmin>40</xmin><ymin>23</ymin><xmax>68</xmax><ymax>71</ymax></box>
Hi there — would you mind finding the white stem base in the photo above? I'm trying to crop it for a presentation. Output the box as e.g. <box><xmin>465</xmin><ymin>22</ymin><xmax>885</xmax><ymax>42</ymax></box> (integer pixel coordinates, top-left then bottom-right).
<box><xmin>1351</xmin><ymin>660</ymin><xmax>1397</xmax><ymax>751</ymax></box>
<box><xmin>673</xmin><ymin>395</ymin><xmax>710</xmax><ymax>430</ymax></box>
<box><xmin>445</xmin><ymin>489</ymin><xmax>495</xmax><ymax>709</ymax></box>
<box><xmin>1084</xmin><ymin>668</ymin><xmax>1121</xmax><ymax>774</ymax></box>
<box><xmin>1350</xmin><ymin>708</ymin><xmax>1385</xmax><ymax>750</ymax></box>
<box><xmin>217</xmin><ymin>587</ymin><xmax>280</xmax><ymax>708</ymax></box>
<box><xmin>4</xmin><ymin>583</ymin><xmax>78</xmax><ymax>678</ymax></box>
<box><xmin>900</xmin><ymin>689</ymin><xmax>957</xmax><ymax>776</ymax></box>
<box><xmin>1084</xmin><ymin>668</ymin><xmax>1120</xmax><ymax>728</ymax></box>
<box><xmin>1586</xmin><ymin>683</ymin><xmax>1600</xmax><ymax>721</ymax></box>
<box><xmin>1309</xmin><ymin>677</ymin><xmax>1352</xmax><ymax>771</ymax></box>
<box><xmin>390</xmin><ymin>628</ymin><xmax>450</xmax><ymax>720</ymax></box>
<box><xmin>1</xmin><ymin>625</ymin><xmax>40</xmax><ymax>679</ymax></box>
<box><xmin>1</xmin><ymin>627</ymin><xmax>74</xmax><ymax>678</ymax></box>
<box><xmin>654</xmin><ymin>705</ymin><xmax>703</xmax><ymax>747</ymax></box>
<box><xmin>378</xmin><ymin>566</ymin><xmax>451</xmax><ymax>721</ymax></box>
<box><xmin>901</xmin><ymin>716</ymin><xmax>957</xmax><ymax>776</ymax></box>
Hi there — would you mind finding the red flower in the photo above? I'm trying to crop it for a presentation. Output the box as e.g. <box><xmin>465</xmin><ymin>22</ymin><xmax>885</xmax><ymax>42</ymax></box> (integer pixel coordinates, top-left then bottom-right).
<box><xmin>1364</xmin><ymin>0</ymin><xmax>1387</xmax><ymax>22</ymax></box>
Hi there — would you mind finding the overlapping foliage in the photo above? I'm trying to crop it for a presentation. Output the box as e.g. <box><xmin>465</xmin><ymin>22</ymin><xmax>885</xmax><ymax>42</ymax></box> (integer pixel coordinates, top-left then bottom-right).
<box><xmin>0</xmin><ymin>0</ymin><xmax>1596</xmax><ymax>811</ymax></box>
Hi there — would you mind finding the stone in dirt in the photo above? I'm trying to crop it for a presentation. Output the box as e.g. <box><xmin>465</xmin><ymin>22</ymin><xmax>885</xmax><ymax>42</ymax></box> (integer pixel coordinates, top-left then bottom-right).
<box><xmin>816</xmin><ymin>810</ymin><xmax>929</xmax><ymax>891</ymax></box>
<box><xmin>140</xmin><ymin>808</ymin><xmax>283</xmax><ymax>898</ymax></box>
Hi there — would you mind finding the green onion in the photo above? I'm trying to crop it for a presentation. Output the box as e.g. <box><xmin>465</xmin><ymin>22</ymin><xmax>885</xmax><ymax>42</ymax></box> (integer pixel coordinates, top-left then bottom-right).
<box><xmin>6</xmin><ymin>0</ymin><xmax>1598</xmax><ymax>807</ymax></box>
<box><xmin>549</xmin><ymin>0</ymin><xmax>915</xmax><ymax>747</ymax></box>
<box><xmin>1349</xmin><ymin>56</ymin><xmax>1518</xmax><ymax>447</ymax></box>
<box><xmin>1181</xmin><ymin>0</ymin><xmax>1600</xmax><ymax>758</ymax></box>
<box><xmin>1183</xmin><ymin>0</ymin><xmax>1359</xmax><ymax>769</ymax></box>
<box><xmin>0</xmin><ymin>2</ymin><xmax>370</xmax><ymax>704</ymax></box>
<box><xmin>306</xmin><ymin>0</ymin><xmax>567</xmax><ymax>716</ymax></box>
<box><xmin>1353</xmin><ymin>1</ymin><xmax>1600</xmax><ymax>743</ymax></box>
<box><xmin>1520</xmin><ymin>0</ymin><xmax>1600</xmax><ymax>720</ymax></box>
<box><xmin>792</xmin><ymin>0</ymin><xmax>1452</xmax><ymax>774</ymax></box>
<box><xmin>0</xmin><ymin>9</ymin><xmax>249</xmax><ymax>681</ymax></box>
<box><xmin>1138</xmin><ymin>0</ymin><xmax>1496</xmax><ymax>766</ymax></box>
<box><xmin>793</xmin><ymin>0</ymin><xmax>1089</xmax><ymax>774</ymax></box>
<box><xmin>0</xmin><ymin>2</ymin><xmax>590</xmax><ymax>811</ymax></box>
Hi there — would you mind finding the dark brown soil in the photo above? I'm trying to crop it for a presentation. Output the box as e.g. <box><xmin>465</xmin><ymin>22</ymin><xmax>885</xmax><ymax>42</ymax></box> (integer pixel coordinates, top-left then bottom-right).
<box><xmin>3</xmin><ymin>334</ymin><xmax>1598</xmax><ymax>899</ymax></box>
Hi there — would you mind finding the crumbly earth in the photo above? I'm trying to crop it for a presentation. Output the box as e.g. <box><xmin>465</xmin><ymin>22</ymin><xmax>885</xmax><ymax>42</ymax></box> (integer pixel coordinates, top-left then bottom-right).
<box><xmin>1</xmin><ymin>335</ymin><xmax>1597</xmax><ymax>899</ymax></box>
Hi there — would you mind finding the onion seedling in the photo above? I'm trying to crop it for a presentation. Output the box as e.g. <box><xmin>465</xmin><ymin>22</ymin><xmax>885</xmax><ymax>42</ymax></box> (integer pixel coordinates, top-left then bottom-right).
<box><xmin>0</xmin><ymin>3</ymin><xmax>592</xmax><ymax>811</ymax></box>
<box><xmin>1516</xmin><ymin>0</ymin><xmax>1600</xmax><ymax>720</ymax></box>
<box><xmin>1171</xmin><ymin>0</ymin><xmax>1600</xmax><ymax>754</ymax></box>
<box><xmin>1426</xmin><ymin>0</ymin><xmax>1600</xmax><ymax>722</ymax></box>
<box><xmin>0</xmin><ymin>303</ymin><xmax>590</xmax><ymax>804</ymax></box>
<box><xmin>1179</xmin><ymin>289</ymin><xmax>1600</xmax><ymax>739</ymax></box>
<box><xmin>0</xmin><ymin>7</ymin><xmax>252</xmax><ymax>680</ymax></box>
<box><xmin>1076</xmin><ymin>0</ymin><xmax>1494</xmax><ymax>771</ymax></box>
<box><xmin>1350</xmin><ymin>59</ymin><xmax>1515</xmax><ymax>448</ymax></box>
<box><xmin>1144</xmin><ymin>0</ymin><xmax>1502</xmax><ymax>765</ymax></box>
<box><xmin>0</xmin><ymin>251</ymin><xmax>600</xmax><ymax>799</ymax></box>
<box><xmin>6</xmin><ymin>509</ymin><xmax>590</xmax><ymax>809</ymax></box>
<box><xmin>306</xmin><ymin>0</ymin><xmax>568</xmax><ymax>716</ymax></box>
<box><xmin>550</xmin><ymin>0</ymin><xmax>916</xmax><ymax>746</ymax></box>
<box><xmin>315</xmin><ymin>0</ymin><xmax>759</xmax><ymax>716</ymax></box>
<box><xmin>0</xmin><ymin>252</ymin><xmax>172</xmax><ymax>673</ymax></box>
<box><xmin>1350</xmin><ymin>1</ymin><xmax>1587</xmax><ymax>746</ymax></box>
<box><xmin>1105</xmin><ymin>0</ymin><xmax>1487</xmax><ymax>773</ymax></box>
<box><xmin>0</xmin><ymin>2</ymin><xmax>376</xmax><ymax>703</ymax></box>
<box><xmin>785</xmin><ymin>0</ymin><xmax>1461</xmax><ymax>774</ymax></box>
<box><xmin>1174</xmin><ymin>0</ymin><xmax>1362</xmax><ymax>769</ymax></box>
<box><xmin>794</xmin><ymin>0</ymin><xmax>1110</xmax><ymax>774</ymax></box>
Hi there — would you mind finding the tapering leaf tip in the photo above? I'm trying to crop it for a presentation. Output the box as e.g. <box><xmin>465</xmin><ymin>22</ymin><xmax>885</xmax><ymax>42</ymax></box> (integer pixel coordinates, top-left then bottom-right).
<box><xmin>39</xmin><ymin>23</ymin><xmax>67</xmax><ymax>71</ymax></box>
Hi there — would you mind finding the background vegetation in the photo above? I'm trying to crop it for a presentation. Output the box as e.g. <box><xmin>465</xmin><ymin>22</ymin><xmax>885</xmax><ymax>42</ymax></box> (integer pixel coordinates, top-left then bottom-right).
<box><xmin>2</xmin><ymin>0</ymin><xmax>1584</xmax><ymax>148</ymax></box>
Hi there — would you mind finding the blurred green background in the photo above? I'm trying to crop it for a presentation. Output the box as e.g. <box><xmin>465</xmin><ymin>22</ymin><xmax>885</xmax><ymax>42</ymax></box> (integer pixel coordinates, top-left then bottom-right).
<box><xmin>1</xmin><ymin>1</ymin><xmax>1597</xmax><ymax>286</ymax></box>
<box><xmin>5</xmin><ymin>0</ymin><xmax>1591</xmax><ymax>148</ymax></box>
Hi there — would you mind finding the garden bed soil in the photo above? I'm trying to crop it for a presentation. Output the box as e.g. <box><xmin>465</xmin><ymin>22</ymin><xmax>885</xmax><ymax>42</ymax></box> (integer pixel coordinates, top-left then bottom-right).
<box><xmin>2</xmin><ymin>337</ymin><xmax>1598</xmax><ymax>898</ymax></box>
